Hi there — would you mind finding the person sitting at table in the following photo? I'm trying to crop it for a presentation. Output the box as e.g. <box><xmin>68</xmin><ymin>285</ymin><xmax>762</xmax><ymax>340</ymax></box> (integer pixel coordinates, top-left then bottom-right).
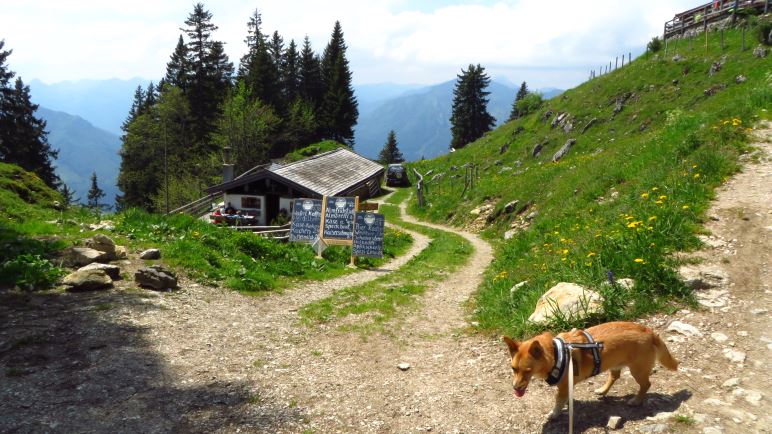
<box><xmin>224</xmin><ymin>203</ymin><xmax>236</xmax><ymax>215</ymax></box>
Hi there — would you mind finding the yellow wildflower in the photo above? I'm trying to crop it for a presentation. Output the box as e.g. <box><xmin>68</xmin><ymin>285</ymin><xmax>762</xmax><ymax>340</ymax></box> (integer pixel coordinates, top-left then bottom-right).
<box><xmin>651</xmin><ymin>187</ymin><xmax>659</xmax><ymax>191</ymax></box>
<box><xmin>634</xmin><ymin>258</ymin><xmax>645</xmax><ymax>264</ymax></box>
<box><xmin>648</xmin><ymin>216</ymin><xmax>657</xmax><ymax>221</ymax></box>
<box><xmin>641</xmin><ymin>192</ymin><xmax>650</xmax><ymax>198</ymax></box>
<box><xmin>658</xmin><ymin>195</ymin><xmax>667</xmax><ymax>200</ymax></box>
<box><xmin>682</xmin><ymin>205</ymin><xmax>690</xmax><ymax>209</ymax></box>
<box><xmin>587</xmin><ymin>252</ymin><xmax>596</xmax><ymax>257</ymax></box>
<box><xmin>694</xmin><ymin>173</ymin><xmax>700</xmax><ymax>178</ymax></box>
<box><xmin>655</xmin><ymin>200</ymin><xmax>664</xmax><ymax>205</ymax></box>
<box><xmin>562</xmin><ymin>249</ymin><xmax>569</xmax><ymax>255</ymax></box>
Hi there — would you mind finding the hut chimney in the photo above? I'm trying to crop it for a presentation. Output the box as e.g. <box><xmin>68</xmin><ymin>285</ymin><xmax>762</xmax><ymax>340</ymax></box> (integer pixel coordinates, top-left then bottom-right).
<box><xmin>222</xmin><ymin>146</ymin><xmax>234</xmax><ymax>183</ymax></box>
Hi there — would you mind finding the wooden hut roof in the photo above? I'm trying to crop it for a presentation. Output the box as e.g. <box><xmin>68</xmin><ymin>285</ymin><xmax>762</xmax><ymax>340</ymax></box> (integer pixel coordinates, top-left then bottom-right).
<box><xmin>205</xmin><ymin>148</ymin><xmax>383</xmax><ymax>196</ymax></box>
<box><xmin>271</xmin><ymin>148</ymin><xmax>383</xmax><ymax>196</ymax></box>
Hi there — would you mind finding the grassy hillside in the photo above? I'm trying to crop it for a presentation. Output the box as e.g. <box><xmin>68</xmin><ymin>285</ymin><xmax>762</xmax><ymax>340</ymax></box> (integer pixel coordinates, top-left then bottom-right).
<box><xmin>407</xmin><ymin>27</ymin><xmax>771</xmax><ymax>337</ymax></box>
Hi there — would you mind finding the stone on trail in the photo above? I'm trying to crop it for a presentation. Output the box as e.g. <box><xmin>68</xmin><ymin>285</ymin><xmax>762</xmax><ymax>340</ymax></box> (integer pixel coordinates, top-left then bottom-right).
<box><xmin>78</xmin><ymin>262</ymin><xmax>121</xmax><ymax>280</ymax></box>
<box><xmin>666</xmin><ymin>320</ymin><xmax>703</xmax><ymax>337</ymax></box>
<box><xmin>397</xmin><ymin>363</ymin><xmax>411</xmax><ymax>371</ymax></box>
<box><xmin>606</xmin><ymin>415</ymin><xmax>622</xmax><ymax>429</ymax></box>
<box><xmin>114</xmin><ymin>245</ymin><xmax>128</xmax><ymax>260</ymax></box>
<box><xmin>62</xmin><ymin>268</ymin><xmax>113</xmax><ymax>291</ymax></box>
<box><xmin>528</xmin><ymin>282</ymin><xmax>602</xmax><ymax>323</ymax></box>
<box><xmin>135</xmin><ymin>265</ymin><xmax>178</xmax><ymax>290</ymax></box>
<box><xmin>59</xmin><ymin>247</ymin><xmax>108</xmax><ymax>267</ymax></box>
<box><xmin>139</xmin><ymin>248</ymin><xmax>161</xmax><ymax>260</ymax></box>
<box><xmin>721</xmin><ymin>378</ymin><xmax>740</xmax><ymax>389</ymax></box>
<box><xmin>677</xmin><ymin>264</ymin><xmax>728</xmax><ymax>289</ymax></box>
<box><xmin>638</xmin><ymin>423</ymin><xmax>668</xmax><ymax>434</ymax></box>
<box><xmin>722</xmin><ymin>348</ymin><xmax>746</xmax><ymax>364</ymax></box>
<box><xmin>710</xmin><ymin>332</ymin><xmax>728</xmax><ymax>342</ymax></box>
<box><xmin>84</xmin><ymin>234</ymin><xmax>117</xmax><ymax>260</ymax></box>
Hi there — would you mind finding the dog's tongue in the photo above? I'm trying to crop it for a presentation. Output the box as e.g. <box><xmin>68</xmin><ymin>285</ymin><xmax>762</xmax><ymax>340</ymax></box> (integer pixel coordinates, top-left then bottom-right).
<box><xmin>514</xmin><ymin>388</ymin><xmax>526</xmax><ymax>398</ymax></box>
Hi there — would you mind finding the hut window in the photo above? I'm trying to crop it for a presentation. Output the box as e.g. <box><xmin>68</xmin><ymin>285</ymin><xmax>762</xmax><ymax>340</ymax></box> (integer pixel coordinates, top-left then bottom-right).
<box><xmin>241</xmin><ymin>196</ymin><xmax>261</xmax><ymax>209</ymax></box>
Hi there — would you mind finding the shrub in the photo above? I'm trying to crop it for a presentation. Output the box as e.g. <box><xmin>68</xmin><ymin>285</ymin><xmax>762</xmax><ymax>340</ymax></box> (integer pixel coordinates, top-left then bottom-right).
<box><xmin>0</xmin><ymin>254</ymin><xmax>64</xmax><ymax>291</ymax></box>
<box><xmin>515</xmin><ymin>93</ymin><xmax>544</xmax><ymax>117</ymax></box>
<box><xmin>647</xmin><ymin>36</ymin><xmax>663</xmax><ymax>53</ymax></box>
<box><xmin>755</xmin><ymin>18</ymin><xmax>772</xmax><ymax>45</ymax></box>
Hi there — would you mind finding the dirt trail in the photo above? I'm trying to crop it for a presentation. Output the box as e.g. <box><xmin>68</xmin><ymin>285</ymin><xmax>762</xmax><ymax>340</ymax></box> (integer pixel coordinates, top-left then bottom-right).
<box><xmin>1</xmin><ymin>123</ymin><xmax>770</xmax><ymax>433</ymax></box>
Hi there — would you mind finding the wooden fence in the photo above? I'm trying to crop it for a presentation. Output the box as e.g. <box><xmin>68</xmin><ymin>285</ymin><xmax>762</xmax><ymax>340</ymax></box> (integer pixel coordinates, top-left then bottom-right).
<box><xmin>664</xmin><ymin>0</ymin><xmax>770</xmax><ymax>39</ymax></box>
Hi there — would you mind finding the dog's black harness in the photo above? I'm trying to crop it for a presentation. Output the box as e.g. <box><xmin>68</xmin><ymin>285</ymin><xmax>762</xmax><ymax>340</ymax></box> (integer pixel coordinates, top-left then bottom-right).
<box><xmin>545</xmin><ymin>330</ymin><xmax>604</xmax><ymax>386</ymax></box>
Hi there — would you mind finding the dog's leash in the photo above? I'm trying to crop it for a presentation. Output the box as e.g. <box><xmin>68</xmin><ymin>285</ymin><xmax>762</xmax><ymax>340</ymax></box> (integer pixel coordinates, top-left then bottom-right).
<box><xmin>568</xmin><ymin>349</ymin><xmax>574</xmax><ymax>434</ymax></box>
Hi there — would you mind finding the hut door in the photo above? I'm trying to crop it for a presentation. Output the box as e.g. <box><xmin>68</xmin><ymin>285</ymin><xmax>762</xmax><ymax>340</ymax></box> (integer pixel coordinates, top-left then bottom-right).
<box><xmin>266</xmin><ymin>194</ymin><xmax>279</xmax><ymax>225</ymax></box>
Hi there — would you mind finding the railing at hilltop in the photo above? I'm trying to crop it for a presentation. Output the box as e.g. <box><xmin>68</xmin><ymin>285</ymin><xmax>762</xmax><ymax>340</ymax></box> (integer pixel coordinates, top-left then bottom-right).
<box><xmin>664</xmin><ymin>0</ymin><xmax>770</xmax><ymax>39</ymax></box>
<box><xmin>167</xmin><ymin>193</ymin><xmax>219</xmax><ymax>217</ymax></box>
<box><xmin>226</xmin><ymin>223</ymin><xmax>291</xmax><ymax>240</ymax></box>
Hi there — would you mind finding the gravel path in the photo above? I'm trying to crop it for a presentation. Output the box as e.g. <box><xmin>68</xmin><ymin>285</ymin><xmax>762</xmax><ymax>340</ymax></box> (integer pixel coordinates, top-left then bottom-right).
<box><xmin>1</xmin><ymin>124</ymin><xmax>770</xmax><ymax>433</ymax></box>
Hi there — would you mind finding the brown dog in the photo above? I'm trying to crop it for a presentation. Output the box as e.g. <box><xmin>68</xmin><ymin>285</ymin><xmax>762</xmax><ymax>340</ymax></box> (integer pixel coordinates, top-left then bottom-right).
<box><xmin>502</xmin><ymin>321</ymin><xmax>678</xmax><ymax>419</ymax></box>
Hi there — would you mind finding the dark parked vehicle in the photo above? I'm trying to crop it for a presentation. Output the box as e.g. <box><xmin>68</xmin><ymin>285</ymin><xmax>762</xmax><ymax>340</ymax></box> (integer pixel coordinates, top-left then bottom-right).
<box><xmin>385</xmin><ymin>163</ymin><xmax>410</xmax><ymax>186</ymax></box>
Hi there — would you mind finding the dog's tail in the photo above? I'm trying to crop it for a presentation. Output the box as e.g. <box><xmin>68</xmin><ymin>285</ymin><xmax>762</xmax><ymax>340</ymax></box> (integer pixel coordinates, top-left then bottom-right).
<box><xmin>653</xmin><ymin>333</ymin><xmax>679</xmax><ymax>370</ymax></box>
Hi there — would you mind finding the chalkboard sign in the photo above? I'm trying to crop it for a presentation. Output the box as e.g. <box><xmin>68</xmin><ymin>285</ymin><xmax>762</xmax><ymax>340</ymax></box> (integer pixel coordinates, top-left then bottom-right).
<box><xmin>289</xmin><ymin>198</ymin><xmax>322</xmax><ymax>242</ymax></box>
<box><xmin>352</xmin><ymin>212</ymin><xmax>385</xmax><ymax>258</ymax></box>
<box><xmin>322</xmin><ymin>196</ymin><xmax>356</xmax><ymax>240</ymax></box>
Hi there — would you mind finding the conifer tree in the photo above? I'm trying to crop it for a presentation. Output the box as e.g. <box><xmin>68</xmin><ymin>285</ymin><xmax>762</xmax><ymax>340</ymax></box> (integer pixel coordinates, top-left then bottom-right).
<box><xmin>283</xmin><ymin>40</ymin><xmax>300</xmax><ymax>103</ymax></box>
<box><xmin>87</xmin><ymin>171</ymin><xmax>105</xmax><ymax>209</ymax></box>
<box><xmin>298</xmin><ymin>36</ymin><xmax>323</xmax><ymax>109</ymax></box>
<box><xmin>59</xmin><ymin>183</ymin><xmax>78</xmax><ymax>207</ymax></box>
<box><xmin>377</xmin><ymin>130</ymin><xmax>405</xmax><ymax>164</ymax></box>
<box><xmin>143</xmin><ymin>81</ymin><xmax>157</xmax><ymax>112</ymax></box>
<box><xmin>182</xmin><ymin>3</ymin><xmax>232</xmax><ymax>146</ymax></box>
<box><xmin>239</xmin><ymin>9</ymin><xmax>265</xmax><ymax>78</ymax></box>
<box><xmin>509</xmin><ymin>81</ymin><xmax>529</xmax><ymax>121</ymax></box>
<box><xmin>164</xmin><ymin>35</ymin><xmax>189</xmax><ymax>90</ymax></box>
<box><xmin>449</xmin><ymin>64</ymin><xmax>495</xmax><ymax>149</ymax></box>
<box><xmin>0</xmin><ymin>76</ymin><xmax>59</xmax><ymax>187</ymax></box>
<box><xmin>319</xmin><ymin>21</ymin><xmax>358</xmax><ymax>146</ymax></box>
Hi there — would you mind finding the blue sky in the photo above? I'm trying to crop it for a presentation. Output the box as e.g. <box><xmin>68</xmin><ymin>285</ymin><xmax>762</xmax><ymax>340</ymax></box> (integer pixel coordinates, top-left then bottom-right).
<box><xmin>1</xmin><ymin>0</ymin><xmax>696</xmax><ymax>89</ymax></box>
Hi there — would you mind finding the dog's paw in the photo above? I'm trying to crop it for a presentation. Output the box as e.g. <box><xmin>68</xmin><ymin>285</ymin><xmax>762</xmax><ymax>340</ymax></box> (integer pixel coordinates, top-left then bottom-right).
<box><xmin>547</xmin><ymin>409</ymin><xmax>561</xmax><ymax>420</ymax></box>
<box><xmin>627</xmin><ymin>396</ymin><xmax>644</xmax><ymax>406</ymax></box>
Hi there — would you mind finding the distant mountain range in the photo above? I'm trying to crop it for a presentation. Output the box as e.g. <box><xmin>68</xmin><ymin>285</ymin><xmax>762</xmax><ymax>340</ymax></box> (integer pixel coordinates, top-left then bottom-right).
<box><xmin>38</xmin><ymin>107</ymin><xmax>121</xmax><ymax>207</ymax></box>
<box><xmin>28</xmin><ymin>78</ymin><xmax>560</xmax><ymax>207</ymax></box>
<box><xmin>354</xmin><ymin>81</ymin><xmax>563</xmax><ymax>162</ymax></box>
<box><xmin>30</xmin><ymin>78</ymin><xmax>148</xmax><ymax>136</ymax></box>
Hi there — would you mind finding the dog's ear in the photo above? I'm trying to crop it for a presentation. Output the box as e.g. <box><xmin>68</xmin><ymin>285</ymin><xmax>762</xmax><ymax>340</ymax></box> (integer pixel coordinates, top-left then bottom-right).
<box><xmin>502</xmin><ymin>336</ymin><xmax>519</xmax><ymax>356</ymax></box>
<box><xmin>528</xmin><ymin>341</ymin><xmax>543</xmax><ymax>358</ymax></box>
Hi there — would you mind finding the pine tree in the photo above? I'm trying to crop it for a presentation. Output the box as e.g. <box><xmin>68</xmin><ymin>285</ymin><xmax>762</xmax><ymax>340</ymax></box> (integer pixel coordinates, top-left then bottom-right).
<box><xmin>87</xmin><ymin>171</ymin><xmax>105</xmax><ymax>209</ymax></box>
<box><xmin>283</xmin><ymin>40</ymin><xmax>300</xmax><ymax>103</ymax></box>
<box><xmin>59</xmin><ymin>183</ymin><xmax>78</xmax><ymax>207</ymax></box>
<box><xmin>143</xmin><ymin>81</ymin><xmax>157</xmax><ymax>112</ymax></box>
<box><xmin>0</xmin><ymin>76</ymin><xmax>59</xmax><ymax>187</ymax></box>
<box><xmin>449</xmin><ymin>64</ymin><xmax>495</xmax><ymax>149</ymax></box>
<box><xmin>319</xmin><ymin>21</ymin><xmax>358</xmax><ymax>146</ymax></box>
<box><xmin>298</xmin><ymin>36</ymin><xmax>323</xmax><ymax>109</ymax></box>
<box><xmin>377</xmin><ymin>130</ymin><xmax>405</xmax><ymax>164</ymax></box>
<box><xmin>164</xmin><ymin>35</ymin><xmax>189</xmax><ymax>90</ymax></box>
<box><xmin>239</xmin><ymin>9</ymin><xmax>265</xmax><ymax>78</ymax></box>
<box><xmin>509</xmin><ymin>81</ymin><xmax>529</xmax><ymax>121</ymax></box>
<box><xmin>182</xmin><ymin>3</ymin><xmax>232</xmax><ymax>146</ymax></box>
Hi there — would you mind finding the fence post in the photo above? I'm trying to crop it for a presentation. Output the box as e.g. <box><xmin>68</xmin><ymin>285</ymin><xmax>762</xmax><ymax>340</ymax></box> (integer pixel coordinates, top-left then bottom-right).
<box><xmin>721</xmin><ymin>29</ymin><xmax>724</xmax><ymax>50</ymax></box>
<box><xmin>615</xmin><ymin>56</ymin><xmax>618</xmax><ymax>69</ymax></box>
<box><xmin>628</xmin><ymin>52</ymin><xmax>631</xmax><ymax>64</ymax></box>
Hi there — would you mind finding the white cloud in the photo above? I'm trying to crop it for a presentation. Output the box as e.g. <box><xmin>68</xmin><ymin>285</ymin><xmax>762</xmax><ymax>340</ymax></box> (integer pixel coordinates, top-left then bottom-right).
<box><xmin>1</xmin><ymin>0</ymin><xmax>696</xmax><ymax>88</ymax></box>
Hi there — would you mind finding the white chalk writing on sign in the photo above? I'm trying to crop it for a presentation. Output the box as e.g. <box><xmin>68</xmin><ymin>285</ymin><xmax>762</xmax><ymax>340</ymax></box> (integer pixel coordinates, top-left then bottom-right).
<box><xmin>352</xmin><ymin>212</ymin><xmax>384</xmax><ymax>258</ymax></box>
<box><xmin>323</xmin><ymin>196</ymin><xmax>355</xmax><ymax>240</ymax></box>
<box><xmin>289</xmin><ymin>198</ymin><xmax>322</xmax><ymax>242</ymax></box>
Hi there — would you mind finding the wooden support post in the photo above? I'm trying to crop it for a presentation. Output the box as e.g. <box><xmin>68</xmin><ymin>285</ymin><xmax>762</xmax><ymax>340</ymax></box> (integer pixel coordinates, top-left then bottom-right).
<box><xmin>349</xmin><ymin>196</ymin><xmax>359</xmax><ymax>267</ymax></box>
<box><xmin>628</xmin><ymin>52</ymin><xmax>631</xmax><ymax>64</ymax></box>
<box><xmin>316</xmin><ymin>195</ymin><xmax>328</xmax><ymax>258</ymax></box>
<box><xmin>721</xmin><ymin>29</ymin><xmax>724</xmax><ymax>50</ymax></box>
<box><xmin>615</xmin><ymin>56</ymin><xmax>618</xmax><ymax>69</ymax></box>
<box><xmin>731</xmin><ymin>0</ymin><xmax>739</xmax><ymax>26</ymax></box>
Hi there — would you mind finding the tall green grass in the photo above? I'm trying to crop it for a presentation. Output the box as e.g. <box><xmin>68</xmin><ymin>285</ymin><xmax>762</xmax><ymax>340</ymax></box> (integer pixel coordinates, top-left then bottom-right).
<box><xmin>405</xmin><ymin>27</ymin><xmax>771</xmax><ymax>337</ymax></box>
